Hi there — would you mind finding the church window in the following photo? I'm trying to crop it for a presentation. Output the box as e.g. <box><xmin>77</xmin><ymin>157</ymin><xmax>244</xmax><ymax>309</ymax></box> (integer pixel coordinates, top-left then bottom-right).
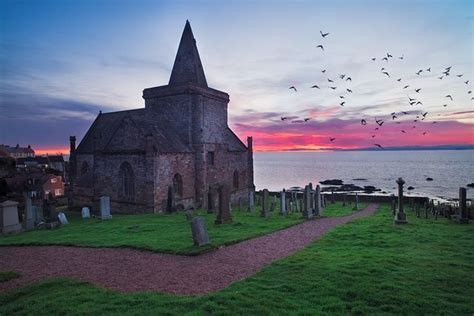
<box><xmin>81</xmin><ymin>161</ymin><xmax>89</xmax><ymax>175</ymax></box>
<box><xmin>207</xmin><ymin>151</ymin><xmax>215</xmax><ymax>166</ymax></box>
<box><xmin>173</xmin><ymin>173</ymin><xmax>183</xmax><ymax>197</ymax></box>
<box><xmin>233</xmin><ymin>170</ymin><xmax>239</xmax><ymax>190</ymax></box>
<box><xmin>119</xmin><ymin>162</ymin><xmax>135</xmax><ymax>200</ymax></box>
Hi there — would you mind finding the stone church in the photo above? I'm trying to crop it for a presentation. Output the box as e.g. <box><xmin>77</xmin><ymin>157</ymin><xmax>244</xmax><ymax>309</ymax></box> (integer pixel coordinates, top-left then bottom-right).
<box><xmin>69</xmin><ymin>21</ymin><xmax>254</xmax><ymax>213</ymax></box>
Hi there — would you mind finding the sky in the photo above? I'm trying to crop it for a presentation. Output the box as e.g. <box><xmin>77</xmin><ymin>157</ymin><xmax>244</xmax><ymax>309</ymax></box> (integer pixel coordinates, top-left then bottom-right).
<box><xmin>0</xmin><ymin>0</ymin><xmax>473</xmax><ymax>154</ymax></box>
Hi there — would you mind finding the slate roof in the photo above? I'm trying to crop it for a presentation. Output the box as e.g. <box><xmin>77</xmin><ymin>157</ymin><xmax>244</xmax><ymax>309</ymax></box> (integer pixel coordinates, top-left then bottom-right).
<box><xmin>75</xmin><ymin>109</ymin><xmax>194</xmax><ymax>154</ymax></box>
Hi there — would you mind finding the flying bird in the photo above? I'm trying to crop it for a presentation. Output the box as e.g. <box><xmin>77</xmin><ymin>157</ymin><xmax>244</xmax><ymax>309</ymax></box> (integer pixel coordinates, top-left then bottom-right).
<box><xmin>311</xmin><ymin>85</ymin><xmax>320</xmax><ymax>89</ymax></box>
<box><xmin>372</xmin><ymin>57</ymin><xmax>376</xmax><ymax>61</ymax></box>
<box><xmin>374</xmin><ymin>144</ymin><xmax>384</xmax><ymax>149</ymax></box>
<box><xmin>438</xmin><ymin>76</ymin><xmax>444</xmax><ymax>80</ymax></box>
<box><xmin>402</xmin><ymin>111</ymin><xmax>409</xmax><ymax>114</ymax></box>
<box><xmin>289</xmin><ymin>86</ymin><xmax>297</xmax><ymax>92</ymax></box>
<box><xmin>320</xmin><ymin>30</ymin><xmax>329</xmax><ymax>38</ymax></box>
<box><xmin>387</xmin><ymin>53</ymin><xmax>393</xmax><ymax>58</ymax></box>
<box><xmin>361</xmin><ymin>119</ymin><xmax>367</xmax><ymax>125</ymax></box>
<box><xmin>330</xmin><ymin>86</ymin><xmax>337</xmax><ymax>90</ymax></box>
<box><xmin>340</xmin><ymin>101</ymin><xmax>346</xmax><ymax>106</ymax></box>
<box><xmin>322</xmin><ymin>69</ymin><xmax>326</xmax><ymax>73</ymax></box>
<box><xmin>329</xmin><ymin>137</ymin><xmax>336</xmax><ymax>142</ymax></box>
<box><xmin>399</xmin><ymin>55</ymin><xmax>404</xmax><ymax>60</ymax></box>
<box><xmin>340</xmin><ymin>96</ymin><xmax>345</xmax><ymax>99</ymax></box>
<box><xmin>316</xmin><ymin>44</ymin><xmax>324</xmax><ymax>51</ymax></box>
<box><xmin>421</xmin><ymin>112</ymin><xmax>428</xmax><ymax>117</ymax></box>
<box><xmin>392</xmin><ymin>115</ymin><xmax>397</xmax><ymax>120</ymax></box>
<box><xmin>457</xmin><ymin>74</ymin><xmax>463</xmax><ymax>77</ymax></box>
<box><xmin>328</xmin><ymin>78</ymin><xmax>334</xmax><ymax>83</ymax></box>
<box><xmin>401</xmin><ymin>130</ymin><xmax>406</xmax><ymax>133</ymax></box>
<box><xmin>397</xmin><ymin>78</ymin><xmax>402</xmax><ymax>82</ymax></box>
<box><xmin>372</xmin><ymin>135</ymin><xmax>376</xmax><ymax>138</ymax></box>
<box><xmin>339</xmin><ymin>74</ymin><xmax>346</xmax><ymax>79</ymax></box>
<box><xmin>347</xmin><ymin>88</ymin><xmax>353</xmax><ymax>93</ymax></box>
<box><xmin>422</xmin><ymin>131</ymin><xmax>427</xmax><ymax>135</ymax></box>
<box><xmin>416</xmin><ymin>101</ymin><xmax>423</xmax><ymax>105</ymax></box>
<box><xmin>426</xmin><ymin>67</ymin><xmax>431</xmax><ymax>72</ymax></box>
<box><xmin>443</xmin><ymin>104</ymin><xmax>448</xmax><ymax>107</ymax></box>
<box><xmin>382</xmin><ymin>71</ymin><xmax>390</xmax><ymax>78</ymax></box>
<box><xmin>445</xmin><ymin>95</ymin><xmax>453</xmax><ymax>101</ymax></box>
<box><xmin>304</xmin><ymin>118</ymin><xmax>311</xmax><ymax>122</ymax></box>
<box><xmin>346</xmin><ymin>77</ymin><xmax>352</xmax><ymax>81</ymax></box>
<box><xmin>415</xmin><ymin>88</ymin><xmax>421</xmax><ymax>93</ymax></box>
<box><xmin>408</xmin><ymin>96</ymin><xmax>416</xmax><ymax>101</ymax></box>
<box><xmin>403</xmin><ymin>85</ymin><xmax>409</xmax><ymax>89</ymax></box>
<box><xmin>382</xmin><ymin>57</ymin><xmax>388</xmax><ymax>61</ymax></box>
<box><xmin>465</xmin><ymin>80</ymin><xmax>469</xmax><ymax>85</ymax></box>
<box><xmin>416</xmin><ymin>70</ymin><xmax>423</xmax><ymax>75</ymax></box>
<box><xmin>281</xmin><ymin>117</ymin><xmax>288</xmax><ymax>121</ymax></box>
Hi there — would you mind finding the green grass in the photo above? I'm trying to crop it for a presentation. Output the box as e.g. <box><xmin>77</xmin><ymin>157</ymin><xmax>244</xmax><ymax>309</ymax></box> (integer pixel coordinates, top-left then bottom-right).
<box><xmin>0</xmin><ymin>271</ymin><xmax>19</xmax><ymax>283</ymax></box>
<box><xmin>1</xmin><ymin>204</ymin><xmax>473</xmax><ymax>315</ymax></box>
<box><xmin>322</xmin><ymin>201</ymin><xmax>367</xmax><ymax>217</ymax></box>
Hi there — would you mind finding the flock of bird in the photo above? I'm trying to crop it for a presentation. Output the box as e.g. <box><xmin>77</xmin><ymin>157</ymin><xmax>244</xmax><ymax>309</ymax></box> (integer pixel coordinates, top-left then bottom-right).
<box><xmin>283</xmin><ymin>30</ymin><xmax>472</xmax><ymax>149</ymax></box>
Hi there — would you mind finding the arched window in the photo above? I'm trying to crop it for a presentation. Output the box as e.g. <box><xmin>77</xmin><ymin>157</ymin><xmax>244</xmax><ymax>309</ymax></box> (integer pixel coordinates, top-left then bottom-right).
<box><xmin>233</xmin><ymin>170</ymin><xmax>239</xmax><ymax>190</ymax></box>
<box><xmin>81</xmin><ymin>161</ymin><xmax>89</xmax><ymax>175</ymax></box>
<box><xmin>119</xmin><ymin>162</ymin><xmax>135</xmax><ymax>200</ymax></box>
<box><xmin>173</xmin><ymin>173</ymin><xmax>183</xmax><ymax>197</ymax></box>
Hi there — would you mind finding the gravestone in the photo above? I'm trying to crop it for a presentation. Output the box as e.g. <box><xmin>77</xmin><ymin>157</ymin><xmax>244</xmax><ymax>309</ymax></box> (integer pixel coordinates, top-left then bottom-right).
<box><xmin>280</xmin><ymin>189</ymin><xmax>287</xmax><ymax>215</ymax></box>
<box><xmin>286</xmin><ymin>198</ymin><xmax>290</xmax><ymax>214</ymax></box>
<box><xmin>185</xmin><ymin>209</ymin><xmax>194</xmax><ymax>221</ymax></box>
<box><xmin>435</xmin><ymin>201</ymin><xmax>440</xmax><ymax>220</ymax></box>
<box><xmin>309</xmin><ymin>183</ymin><xmax>314</xmax><ymax>211</ymax></box>
<box><xmin>416</xmin><ymin>203</ymin><xmax>420</xmax><ymax>218</ymax></box>
<box><xmin>0</xmin><ymin>201</ymin><xmax>22</xmax><ymax>234</ymax></box>
<box><xmin>215</xmin><ymin>184</ymin><xmax>233</xmax><ymax>224</ymax></box>
<box><xmin>342</xmin><ymin>194</ymin><xmax>346</xmax><ymax>207</ymax></box>
<box><xmin>457</xmin><ymin>187</ymin><xmax>469</xmax><ymax>224</ymax></box>
<box><xmin>81</xmin><ymin>207</ymin><xmax>90</xmax><ymax>219</ymax></box>
<box><xmin>314</xmin><ymin>185</ymin><xmax>322</xmax><ymax>216</ymax></box>
<box><xmin>331</xmin><ymin>188</ymin><xmax>336</xmax><ymax>204</ymax></box>
<box><xmin>353</xmin><ymin>193</ymin><xmax>359</xmax><ymax>211</ymax></box>
<box><xmin>261</xmin><ymin>189</ymin><xmax>270</xmax><ymax>218</ymax></box>
<box><xmin>424</xmin><ymin>202</ymin><xmax>429</xmax><ymax>219</ymax></box>
<box><xmin>191</xmin><ymin>217</ymin><xmax>210</xmax><ymax>246</ymax></box>
<box><xmin>24</xmin><ymin>197</ymin><xmax>34</xmax><ymax>230</ymax></box>
<box><xmin>303</xmin><ymin>185</ymin><xmax>313</xmax><ymax>219</ymax></box>
<box><xmin>57</xmin><ymin>212</ymin><xmax>69</xmax><ymax>225</ymax></box>
<box><xmin>247</xmin><ymin>190</ymin><xmax>255</xmax><ymax>212</ymax></box>
<box><xmin>100</xmin><ymin>196</ymin><xmax>112</xmax><ymax>220</ymax></box>
<box><xmin>394</xmin><ymin>178</ymin><xmax>408</xmax><ymax>224</ymax></box>
<box><xmin>32</xmin><ymin>206</ymin><xmax>42</xmax><ymax>223</ymax></box>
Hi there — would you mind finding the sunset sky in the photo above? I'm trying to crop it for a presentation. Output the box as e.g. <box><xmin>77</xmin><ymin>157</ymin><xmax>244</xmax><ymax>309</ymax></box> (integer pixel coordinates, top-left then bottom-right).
<box><xmin>1</xmin><ymin>0</ymin><xmax>473</xmax><ymax>153</ymax></box>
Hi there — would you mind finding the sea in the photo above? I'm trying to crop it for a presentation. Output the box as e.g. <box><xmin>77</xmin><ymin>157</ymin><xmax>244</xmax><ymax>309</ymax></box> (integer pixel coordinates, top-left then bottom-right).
<box><xmin>254</xmin><ymin>150</ymin><xmax>474</xmax><ymax>201</ymax></box>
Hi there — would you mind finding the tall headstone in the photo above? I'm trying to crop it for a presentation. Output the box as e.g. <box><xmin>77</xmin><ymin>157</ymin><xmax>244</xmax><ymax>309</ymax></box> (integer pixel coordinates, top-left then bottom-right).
<box><xmin>331</xmin><ymin>188</ymin><xmax>336</xmax><ymax>204</ymax></box>
<box><xmin>394</xmin><ymin>178</ymin><xmax>408</xmax><ymax>224</ymax></box>
<box><xmin>342</xmin><ymin>194</ymin><xmax>346</xmax><ymax>207</ymax></box>
<box><xmin>391</xmin><ymin>196</ymin><xmax>396</xmax><ymax>216</ymax></box>
<box><xmin>303</xmin><ymin>185</ymin><xmax>313</xmax><ymax>219</ymax></box>
<box><xmin>24</xmin><ymin>197</ymin><xmax>34</xmax><ymax>230</ymax></box>
<box><xmin>191</xmin><ymin>216</ymin><xmax>210</xmax><ymax>246</ymax></box>
<box><xmin>247</xmin><ymin>190</ymin><xmax>255</xmax><ymax>212</ymax></box>
<box><xmin>457</xmin><ymin>187</ymin><xmax>469</xmax><ymax>224</ymax></box>
<box><xmin>314</xmin><ymin>185</ymin><xmax>322</xmax><ymax>216</ymax></box>
<box><xmin>57</xmin><ymin>212</ymin><xmax>69</xmax><ymax>225</ymax></box>
<box><xmin>309</xmin><ymin>183</ymin><xmax>314</xmax><ymax>211</ymax></box>
<box><xmin>215</xmin><ymin>184</ymin><xmax>233</xmax><ymax>224</ymax></box>
<box><xmin>261</xmin><ymin>189</ymin><xmax>270</xmax><ymax>217</ymax></box>
<box><xmin>280</xmin><ymin>189</ymin><xmax>287</xmax><ymax>215</ymax></box>
<box><xmin>32</xmin><ymin>206</ymin><xmax>42</xmax><ymax>223</ymax></box>
<box><xmin>352</xmin><ymin>193</ymin><xmax>359</xmax><ymax>211</ymax></box>
<box><xmin>100</xmin><ymin>196</ymin><xmax>112</xmax><ymax>220</ymax></box>
<box><xmin>0</xmin><ymin>201</ymin><xmax>22</xmax><ymax>234</ymax></box>
<box><xmin>81</xmin><ymin>207</ymin><xmax>90</xmax><ymax>219</ymax></box>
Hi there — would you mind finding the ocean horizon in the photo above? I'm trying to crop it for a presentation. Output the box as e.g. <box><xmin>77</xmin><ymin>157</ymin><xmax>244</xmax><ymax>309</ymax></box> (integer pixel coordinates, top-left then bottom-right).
<box><xmin>254</xmin><ymin>150</ymin><xmax>474</xmax><ymax>200</ymax></box>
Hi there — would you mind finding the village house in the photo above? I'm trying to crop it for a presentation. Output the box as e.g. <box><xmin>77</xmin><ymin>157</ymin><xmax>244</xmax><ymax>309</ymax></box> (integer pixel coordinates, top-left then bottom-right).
<box><xmin>69</xmin><ymin>21</ymin><xmax>254</xmax><ymax>213</ymax></box>
<box><xmin>0</xmin><ymin>144</ymin><xmax>35</xmax><ymax>160</ymax></box>
<box><xmin>5</xmin><ymin>173</ymin><xmax>64</xmax><ymax>198</ymax></box>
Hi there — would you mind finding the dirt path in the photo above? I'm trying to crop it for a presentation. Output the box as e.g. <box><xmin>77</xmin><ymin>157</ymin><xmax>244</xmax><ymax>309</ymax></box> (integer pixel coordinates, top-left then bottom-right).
<box><xmin>0</xmin><ymin>204</ymin><xmax>379</xmax><ymax>295</ymax></box>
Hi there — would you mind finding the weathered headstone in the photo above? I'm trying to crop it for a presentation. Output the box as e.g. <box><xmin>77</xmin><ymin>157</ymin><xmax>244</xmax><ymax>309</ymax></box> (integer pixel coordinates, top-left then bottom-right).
<box><xmin>191</xmin><ymin>217</ymin><xmax>210</xmax><ymax>246</ymax></box>
<box><xmin>247</xmin><ymin>190</ymin><xmax>255</xmax><ymax>212</ymax></box>
<box><xmin>314</xmin><ymin>185</ymin><xmax>322</xmax><ymax>216</ymax></box>
<box><xmin>100</xmin><ymin>196</ymin><xmax>112</xmax><ymax>220</ymax></box>
<box><xmin>81</xmin><ymin>206</ymin><xmax>90</xmax><ymax>219</ymax></box>
<box><xmin>0</xmin><ymin>201</ymin><xmax>22</xmax><ymax>234</ymax></box>
<box><xmin>57</xmin><ymin>212</ymin><xmax>69</xmax><ymax>225</ymax></box>
<box><xmin>280</xmin><ymin>189</ymin><xmax>287</xmax><ymax>215</ymax></box>
<box><xmin>331</xmin><ymin>188</ymin><xmax>336</xmax><ymax>204</ymax></box>
<box><xmin>391</xmin><ymin>197</ymin><xmax>396</xmax><ymax>216</ymax></box>
<box><xmin>32</xmin><ymin>206</ymin><xmax>42</xmax><ymax>223</ymax></box>
<box><xmin>24</xmin><ymin>197</ymin><xmax>34</xmax><ymax>230</ymax></box>
<box><xmin>342</xmin><ymin>194</ymin><xmax>346</xmax><ymax>207</ymax></box>
<box><xmin>424</xmin><ymin>201</ymin><xmax>429</xmax><ymax>219</ymax></box>
<box><xmin>394</xmin><ymin>178</ymin><xmax>408</xmax><ymax>224</ymax></box>
<box><xmin>261</xmin><ymin>189</ymin><xmax>270</xmax><ymax>217</ymax></box>
<box><xmin>457</xmin><ymin>187</ymin><xmax>469</xmax><ymax>224</ymax></box>
<box><xmin>353</xmin><ymin>193</ymin><xmax>359</xmax><ymax>211</ymax></box>
<box><xmin>185</xmin><ymin>209</ymin><xmax>194</xmax><ymax>221</ymax></box>
<box><xmin>215</xmin><ymin>184</ymin><xmax>233</xmax><ymax>224</ymax></box>
<box><xmin>303</xmin><ymin>185</ymin><xmax>313</xmax><ymax>219</ymax></box>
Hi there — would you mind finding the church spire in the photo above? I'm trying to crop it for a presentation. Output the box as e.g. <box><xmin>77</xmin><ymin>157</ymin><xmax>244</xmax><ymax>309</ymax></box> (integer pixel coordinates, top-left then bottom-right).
<box><xmin>168</xmin><ymin>20</ymin><xmax>208</xmax><ymax>87</ymax></box>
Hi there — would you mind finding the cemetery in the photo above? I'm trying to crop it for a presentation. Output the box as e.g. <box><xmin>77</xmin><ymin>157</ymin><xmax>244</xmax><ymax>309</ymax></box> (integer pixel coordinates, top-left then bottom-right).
<box><xmin>1</xmin><ymin>179</ymin><xmax>473</xmax><ymax>315</ymax></box>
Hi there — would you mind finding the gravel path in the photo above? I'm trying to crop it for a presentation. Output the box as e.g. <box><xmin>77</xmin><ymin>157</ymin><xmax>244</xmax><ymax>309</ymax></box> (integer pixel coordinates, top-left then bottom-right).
<box><xmin>0</xmin><ymin>203</ymin><xmax>378</xmax><ymax>295</ymax></box>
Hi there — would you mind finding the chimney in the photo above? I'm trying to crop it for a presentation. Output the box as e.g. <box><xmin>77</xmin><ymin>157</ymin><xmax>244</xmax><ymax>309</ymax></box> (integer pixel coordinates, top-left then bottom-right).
<box><xmin>247</xmin><ymin>136</ymin><xmax>253</xmax><ymax>152</ymax></box>
<box><xmin>69</xmin><ymin>136</ymin><xmax>76</xmax><ymax>153</ymax></box>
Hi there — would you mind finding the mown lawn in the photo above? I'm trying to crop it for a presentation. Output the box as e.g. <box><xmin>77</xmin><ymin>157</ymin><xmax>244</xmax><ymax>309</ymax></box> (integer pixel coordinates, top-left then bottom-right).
<box><xmin>321</xmin><ymin>199</ymin><xmax>367</xmax><ymax>217</ymax></box>
<box><xmin>1</xmin><ymin>204</ymin><xmax>473</xmax><ymax>315</ymax></box>
<box><xmin>0</xmin><ymin>200</ymin><xmax>355</xmax><ymax>255</ymax></box>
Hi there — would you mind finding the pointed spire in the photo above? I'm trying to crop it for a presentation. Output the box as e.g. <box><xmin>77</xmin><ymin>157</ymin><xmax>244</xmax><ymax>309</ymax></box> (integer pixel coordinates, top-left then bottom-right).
<box><xmin>169</xmin><ymin>20</ymin><xmax>208</xmax><ymax>87</ymax></box>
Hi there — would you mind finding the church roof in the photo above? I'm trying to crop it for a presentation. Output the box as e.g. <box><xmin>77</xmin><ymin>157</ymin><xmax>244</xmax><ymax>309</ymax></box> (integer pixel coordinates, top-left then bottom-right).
<box><xmin>168</xmin><ymin>20</ymin><xmax>208</xmax><ymax>87</ymax></box>
<box><xmin>75</xmin><ymin>109</ymin><xmax>194</xmax><ymax>154</ymax></box>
